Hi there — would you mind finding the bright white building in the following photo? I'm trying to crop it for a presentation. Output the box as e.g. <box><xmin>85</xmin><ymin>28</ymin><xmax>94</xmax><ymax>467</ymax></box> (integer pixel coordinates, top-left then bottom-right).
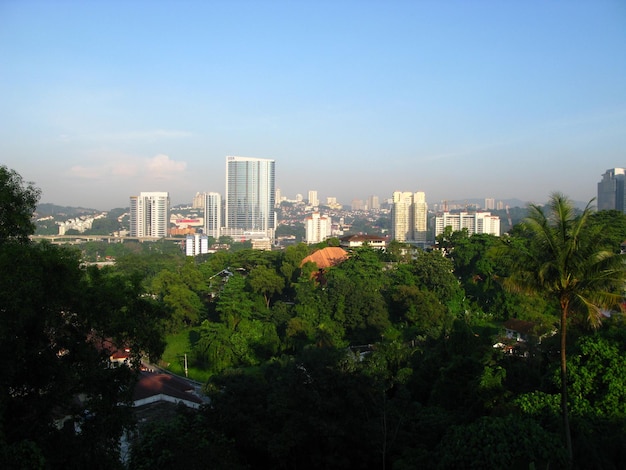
<box><xmin>305</xmin><ymin>212</ymin><xmax>332</xmax><ymax>244</ymax></box>
<box><xmin>130</xmin><ymin>192</ymin><xmax>170</xmax><ymax>238</ymax></box>
<box><xmin>434</xmin><ymin>212</ymin><xmax>501</xmax><ymax>237</ymax></box>
<box><xmin>203</xmin><ymin>192</ymin><xmax>221</xmax><ymax>240</ymax></box>
<box><xmin>185</xmin><ymin>234</ymin><xmax>209</xmax><ymax>256</ymax></box>
<box><xmin>392</xmin><ymin>191</ymin><xmax>428</xmax><ymax>243</ymax></box>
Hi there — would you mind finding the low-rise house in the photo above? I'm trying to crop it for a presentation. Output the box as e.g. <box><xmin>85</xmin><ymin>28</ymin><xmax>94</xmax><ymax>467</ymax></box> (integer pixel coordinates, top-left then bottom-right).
<box><xmin>133</xmin><ymin>370</ymin><xmax>204</xmax><ymax>409</ymax></box>
<box><xmin>339</xmin><ymin>234</ymin><xmax>388</xmax><ymax>250</ymax></box>
<box><xmin>503</xmin><ymin>318</ymin><xmax>536</xmax><ymax>343</ymax></box>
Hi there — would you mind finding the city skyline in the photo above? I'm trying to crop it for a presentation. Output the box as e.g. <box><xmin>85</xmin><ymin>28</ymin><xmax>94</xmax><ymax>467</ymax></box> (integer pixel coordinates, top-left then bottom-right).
<box><xmin>1</xmin><ymin>1</ymin><xmax>625</xmax><ymax>210</ymax></box>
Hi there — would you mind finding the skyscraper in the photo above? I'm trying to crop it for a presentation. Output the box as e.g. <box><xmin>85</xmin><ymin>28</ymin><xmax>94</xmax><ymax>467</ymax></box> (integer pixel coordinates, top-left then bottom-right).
<box><xmin>392</xmin><ymin>191</ymin><xmax>428</xmax><ymax>243</ymax></box>
<box><xmin>597</xmin><ymin>168</ymin><xmax>626</xmax><ymax>212</ymax></box>
<box><xmin>203</xmin><ymin>192</ymin><xmax>221</xmax><ymax>239</ymax></box>
<box><xmin>392</xmin><ymin>192</ymin><xmax>414</xmax><ymax>242</ymax></box>
<box><xmin>130</xmin><ymin>192</ymin><xmax>170</xmax><ymax>238</ymax></box>
<box><xmin>308</xmin><ymin>190</ymin><xmax>319</xmax><ymax>207</ymax></box>
<box><xmin>225</xmin><ymin>156</ymin><xmax>276</xmax><ymax>237</ymax></box>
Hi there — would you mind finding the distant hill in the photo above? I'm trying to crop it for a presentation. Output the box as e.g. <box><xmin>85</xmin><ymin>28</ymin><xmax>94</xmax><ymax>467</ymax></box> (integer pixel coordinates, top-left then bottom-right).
<box><xmin>36</xmin><ymin>203</ymin><xmax>100</xmax><ymax>217</ymax></box>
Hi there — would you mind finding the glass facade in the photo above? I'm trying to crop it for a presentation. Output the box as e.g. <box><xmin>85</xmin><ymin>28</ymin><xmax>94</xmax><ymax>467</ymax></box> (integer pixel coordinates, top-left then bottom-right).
<box><xmin>597</xmin><ymin>168</ymin><xmax>626</xmax><ymax>212</ymax></box>
<box><xmin>225</xmin><ymin>156</ymin><xmax>275</xmax><ymax>232</ymax></box>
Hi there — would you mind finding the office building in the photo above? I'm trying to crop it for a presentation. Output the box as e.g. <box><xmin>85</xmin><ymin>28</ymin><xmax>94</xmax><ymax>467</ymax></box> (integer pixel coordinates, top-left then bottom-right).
<box><xmin>225</xmin><ymin>156</ymin><xmax>276</xmax><ymax>238</ymax></box>
<box><xmin>598</xmin><ymin>168</ymin><xmax>626</xmax><ymax>212</ymax></box>
<box><xmin>203</xmin><ymin>192</ymin><xmax>221</xmax><ymax>239</ymax></box>
<box><xmin>305</xmin><ymin>212</ymin><xmax>332</xmax><ymax>244</ymax></box>
<box><xmin>392</xmin><ymin>191</ymin><xmax>428</xmax><ymax>243</ymax></box>
<box><xmin>129</xmin><ymin>192</ymin><xmax>170</xmax><ymax>238</ymax></box>
<box><xmin>434</xmin><ymin>212</ymin><xmax>501</xmax><ymax>237</ymax></box>
<box><xmin>484</xmin><ymin>198</ymin><xmax>495</xmax><ymax>210</ymax></box>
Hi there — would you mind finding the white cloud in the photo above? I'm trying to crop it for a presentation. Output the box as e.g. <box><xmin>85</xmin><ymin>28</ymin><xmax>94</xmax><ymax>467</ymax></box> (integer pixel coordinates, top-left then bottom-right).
<box><xmin>145</xmin><ymin>154</ymin><xmax>187</xmax><ymax>179</ymax></box>
<box><xmin>67</xmin><ymin>154</ymin><xmax>187</xmax><ymax>181</ymax></box>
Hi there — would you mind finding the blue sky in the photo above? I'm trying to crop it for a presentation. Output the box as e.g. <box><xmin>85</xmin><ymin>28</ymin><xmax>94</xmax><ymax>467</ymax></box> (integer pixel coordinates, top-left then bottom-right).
<box><xmin>1</xmin><ymin>0</ymin><xmax>625</xmax><ymax>210</ymax></box>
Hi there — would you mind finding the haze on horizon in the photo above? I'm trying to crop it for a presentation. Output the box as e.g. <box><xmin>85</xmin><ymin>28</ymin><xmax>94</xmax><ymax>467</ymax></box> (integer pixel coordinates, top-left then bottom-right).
<box><xmin>1</xmin><ymin>1</ymin><xmax>625</xmax><ymax>211</ymax></box>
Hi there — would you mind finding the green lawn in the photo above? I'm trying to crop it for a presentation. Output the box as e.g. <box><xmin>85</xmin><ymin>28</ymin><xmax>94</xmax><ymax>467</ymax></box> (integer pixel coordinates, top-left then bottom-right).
<box><xmin>160</xmin><ymin>328</ymin><xmax>212</xmax><ymax>383</ymax></box>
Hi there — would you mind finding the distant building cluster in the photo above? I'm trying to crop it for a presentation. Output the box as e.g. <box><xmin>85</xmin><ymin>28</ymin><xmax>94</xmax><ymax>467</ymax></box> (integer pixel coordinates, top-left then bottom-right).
<box><xmin>135</xmin><ymin>157</ymin><xmax>626</xmax><ymax>256</ymax></box>
<box><xmin>57</xmin><ymin>213</ymin><xmax>106</xmax><ymax>235</ymax></box>
<box><xmin>130</xmin><ymin>157</ymin><xmax>277</xmax><ymax>254</ymax></box>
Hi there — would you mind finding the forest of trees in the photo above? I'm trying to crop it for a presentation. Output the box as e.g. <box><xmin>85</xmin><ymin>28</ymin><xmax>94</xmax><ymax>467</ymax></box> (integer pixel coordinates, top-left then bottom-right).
<box><xmin>2</xmin><ymin>164</ymin><xmax>626</xmax><ymax>469</ymax></box>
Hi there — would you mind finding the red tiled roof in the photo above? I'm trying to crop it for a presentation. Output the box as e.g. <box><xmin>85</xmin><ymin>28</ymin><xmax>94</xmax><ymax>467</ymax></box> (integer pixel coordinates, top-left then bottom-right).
<box><xmin>301</xmin><ymin>247</ymin><xmax>348</xmax><ymax>270</ymax></box>
<box><xmin>133</xmin><ymin>371</ymin><xmax>203</xmax><ymax>405</ymax></box>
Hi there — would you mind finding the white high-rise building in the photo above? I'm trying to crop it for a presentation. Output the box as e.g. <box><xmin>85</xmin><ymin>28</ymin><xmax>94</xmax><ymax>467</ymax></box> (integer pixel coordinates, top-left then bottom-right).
<box><xmin>392</xmin><ymin>191</ymin><xmax>428</xmax><ymax>243</ymax></box>
<box><xmin>304</xmin><ymin>212</ymin><xmax>332</xmax><ymax>244</ymax></box>
<box><xmin>225</xmin><ymin>156</ymin><xmax>276</xmax><ymax>238</ymax></box>
<box><xmin>130</xmin><ymin>192</ymin><xmax>170</xmax><ymax>238</ymax></box>
<box><xmin>203</xmin><ymin>192</ymin><xmax>221</xmax><ymax>239</ymax></box>
<box><xmin>308</xmin><ymin>190</ymin><xmax>319</xmax><ymax>207</ymax></box>
<box><xmin>434</xmin><ymin>212</ymin><xmax>501</xmax><ymax>237</ymax></box>
<box><xmin>484</xmin><ymin>198</ymin><xmax>495</xmax><ymax>210</ymax></box>
<box><xmin>392</xmin><ymin>192</ymin><xmax>414</xmax><ymax>242</ymax></box>
<box><xmin>412</xmin><ymin>192</ymin><xmax>428</xmax><ymax>243</ymax></box>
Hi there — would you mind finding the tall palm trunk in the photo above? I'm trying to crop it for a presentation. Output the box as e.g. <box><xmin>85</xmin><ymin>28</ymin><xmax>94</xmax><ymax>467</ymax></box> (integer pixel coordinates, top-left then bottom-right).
<box><xmin>560</xmin><ymin>299</ymin><xmax>573</xmax><ymax>467</ymax></box>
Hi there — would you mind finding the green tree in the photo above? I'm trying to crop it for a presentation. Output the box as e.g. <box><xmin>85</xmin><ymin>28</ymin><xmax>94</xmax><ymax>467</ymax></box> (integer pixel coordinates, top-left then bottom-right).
<box><xmin>0</xmin><ymin>167</ymin><xmax>167</xmax><ymax>467</ymax></box>
<box><xmin>0</xmin><ymin>165</ymin><xmax>40</xmax><ymax>242</ymax></box>
<box><xmin>248</xmin><ymin>264</ymin><xmax>285</xmax><ymax>309</ymax></box>
<box><xmin>435</xmin><ymin>415</ymin><xmax>566</xmax><ymax>469</ymax></box>
<box><xmin>502</xmin><ymin>193</ymin><xmax>626</xmax><ymax>465</ymax></box>
<box><xmin>129</xmin><ymin>404</ymin><xmax>244</xmax><ymax>470</ymax></box>
<box><xmin>324</xmin><ymin>248</ymin><xmax>390</xmax><ymax>344</ymax></box>
<box><xmin>151</xmin><ymin>269</ymin><xmax>204</xmax><ymax>331</ymax></box>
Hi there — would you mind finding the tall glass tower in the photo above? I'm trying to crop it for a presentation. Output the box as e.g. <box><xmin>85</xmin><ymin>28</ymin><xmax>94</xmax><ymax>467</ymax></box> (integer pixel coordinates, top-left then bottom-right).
<box><xmin>598</xmin><ymin>168</ymin><xmax>626</xmax><ymax>212</ymax></box>
<box><xmin>225</xmin><ymin>156</ymin><xmax>275</xmax><ymax>235</ymax></box>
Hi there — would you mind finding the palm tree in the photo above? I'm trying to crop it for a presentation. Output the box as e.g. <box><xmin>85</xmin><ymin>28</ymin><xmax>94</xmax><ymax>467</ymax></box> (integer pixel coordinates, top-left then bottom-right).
<box><xmin>503</xmin><ymin>193</ymin><xmax>626</xmax><ymax>466</ymax></box>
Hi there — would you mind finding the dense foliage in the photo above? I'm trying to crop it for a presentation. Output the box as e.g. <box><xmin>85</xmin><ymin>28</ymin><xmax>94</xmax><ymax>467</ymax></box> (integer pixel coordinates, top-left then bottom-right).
<box><xmin>3</xmin><ymin>166</ymin><xmax>626</xmax><ymax>469</ymax></box>
<box><xmin>0</xmin><ymin>170</ymin><xmax>168</xmax><ymax>468</ymax></box>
